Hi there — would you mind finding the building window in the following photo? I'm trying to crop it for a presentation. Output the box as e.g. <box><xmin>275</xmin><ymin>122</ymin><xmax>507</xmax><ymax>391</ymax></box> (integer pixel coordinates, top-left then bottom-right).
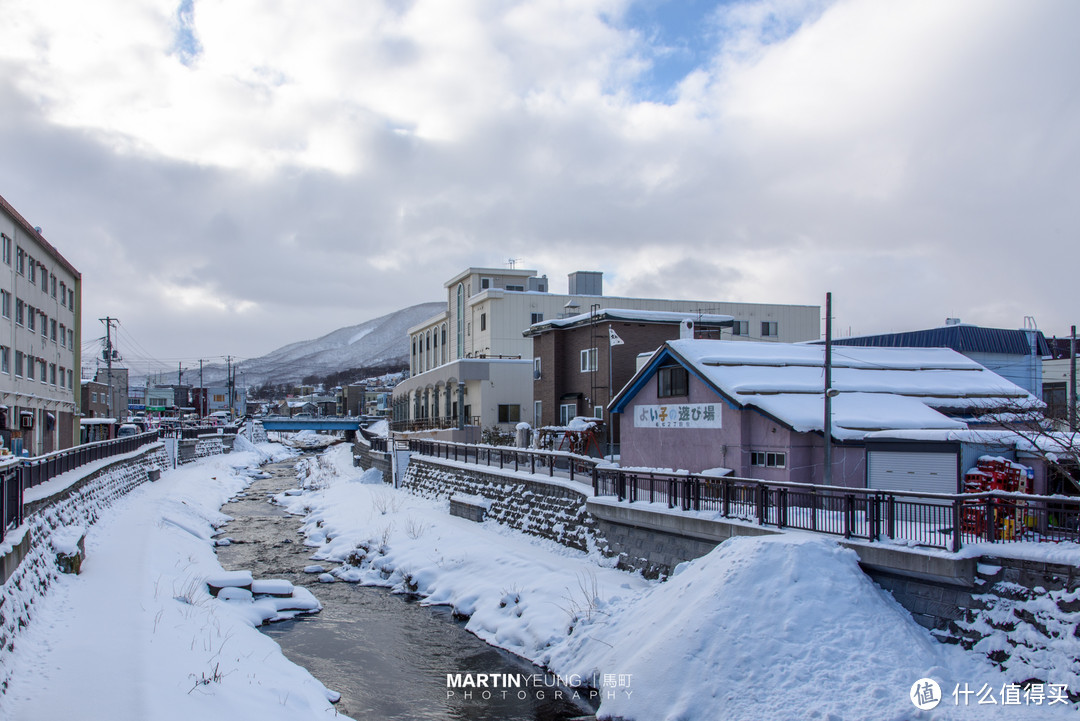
<box><xmin>50</xmin><ymin>363</ymin><xmax>57</xmax><ymax>385</ymax></box>
<box><xmin>28</xmin><ymin>257</ymin><xmax>36</xmax><ymax>284</ymax></box>
<box><xmin>480</xmin><ymin>313</ymin><xmax>486</xmax><ymax>332</ymax></box>
<box><xmin>60</xmin><ymin>281</ymin><xmax>67</xmax><ymax>306</ymax></box>
<box><xmin>506</xmin><ymin>284</ymin><xmax>524</xmax><ymax>291</ymax></box>
<box><xmin>59</xmin><ymin>323</ymin><xmax>66</xmax><ymax>347</ymax></box>
<box><xmin>16</xmin><ymin>246</ymin><xmax>25</xmax><ymax>275</ymax></box>
<box><xmin>1</xmin><ymin>290</ymin><xmax>9</xmax><ymax>319</ymax></box>
<box><xmin>68</xmin><ymin>329</ymin><xmax>74</xmax><ymax>348</ymax></box>
<box><xmin>15</xmin><ymin>298</ymin><xmax>24</xmax><ymax>326</ymax></box>
<box><xmin>41</xmin><ymin>312</ymin><xmax>48</xmax><ymax>337</ymax></box>
<box><xmin>559</xmin><ymin>402</ymin><xmax>576</xmax><ymax>425</ymax></box>
<box><xmin>533</xmin><ymin>357</ymin><xmax>541</xmax><ymax>379</ymax></box>
<box><xmin>534</xmin><ymin>400</ymin><xmax>542</xmax><ymax>425</ymax></box>
<box><xmin>580</xmin><ymin>347</ymin><xmax>598</xmax><ymax>372</ymax></box>
<box><xmin>658</xmin><ymin>365</ymin><xmax>689</xmax><ymax>398</ymax></box>
<box><xmin>731</xmin><ymin>320</ymin><xmax>749</xmax><ymax>336</ymax></box>
<box><xmin>51</xmin><ymin>319</ymin><xmax>57</xmax><ymax>342</ymax></box>
<box><xmin>497</xmin><ymin>404</ymin><xmax>521</xmax><ymax>423</ymax></box>
<box><xmin>1</xmin><ymin>234</ymin><xmax>10</xmax><ymax>265</ymax></box>
<box><xmin>594</xmin><ymin>405</ymin><xmax>603</xmax><ymax>419</ymax></box>
<box><xmin>27</xmin><ymin>306</ymin><xmax>35</xmax><ymax>332</ymax></box>
<box><xmin>480</xmin><ymin>277</ymin><xmax>491</xmax><ymax>290</ymax></box>
<box><xmin>0</xmin><ymin>346</ymin><xmax>8</xmax><ymax>374</ymax></box>
<box><xmin>92</xmin><ymin>391</ymin><xmax>98</xmax><ymax>403</ymax></box>
<box><xmin>751</xmin><ymin>451</ymin><xmax>787</xmax><ymax>468</ymax></box>
<box><xmin>68</xmin><ymin>369</ymin><xmax>73</xmax><ymax>389</ymax></box>
<box><xmin>15</xmin><ymin>351</ymin><xmax>24</xmax><ymax>377</ymax></box>
<box><xmin>26</xmin><ymin>354</ymin><xmax>34</xmax><ymax>380</ymax></box>
<box><xmin>68</xmin><ymin>289</ymin><xmax>74</xmax><ymax>309</ymax></box>
<box><xmin>456</xmin><ymin>284</ymin><xmax>465</xmax><ymax>358</ymax></box>
<box><xmin>761</xmin><ymin>321</ymin><xmax>778</xmax><ymax>338</ymax></box>
<box><xmin>39</xmin><ymin>359</ymin><xmax>46</xmax><ymax>381</ymax></box>
<box><xmin>531</xmin><ymin>312</ymin><xmax>544</xmax><ymax>324</ymax></box>
<box><xmin>51</xmin><ymin>274</ymin><xmax>57</xmax><ymax>298</ymax></box>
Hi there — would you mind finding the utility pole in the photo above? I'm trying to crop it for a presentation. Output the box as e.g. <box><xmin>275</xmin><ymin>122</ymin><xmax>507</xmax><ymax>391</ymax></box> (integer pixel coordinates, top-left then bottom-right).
<box><xmin>100</xmin><ymin>317</ymin><xmax>118</xmax><ymax>420</ymax></box>
<box><xmin>823</xmin><ymin>293</ymin><xmax>833</xmax><ymax>486</ymax></box>
<box><xmin>199</xmin><ymin>359</ymin><xmax>204</xmax><ymax>417</ymax></box>
<box><xmin>226</xmin><ymin>356</ymin><xmax>234</xmax><ymax>420</ymax></box>
<box><xmin>1071</xmin><ymin>325</ymin><xmax>1077</xmax><ymax>432</ymax></box>
<box><xmin>178</xmin><ymin>362</ymin><xmax>182</xmax><ymax>387</ymax></box>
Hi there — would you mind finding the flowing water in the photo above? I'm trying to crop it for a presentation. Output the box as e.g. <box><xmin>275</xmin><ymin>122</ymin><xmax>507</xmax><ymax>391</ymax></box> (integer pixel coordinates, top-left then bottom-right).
<box><xmin>215</xmin><ymin>456</ymin><xmax>597</xmax><ymax>720</ymax></box>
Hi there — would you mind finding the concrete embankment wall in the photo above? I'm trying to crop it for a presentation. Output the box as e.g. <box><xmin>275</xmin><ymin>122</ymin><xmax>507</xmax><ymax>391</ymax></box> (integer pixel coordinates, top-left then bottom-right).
<box><xmin>0</xmin><ymin>439</ymin><xmax>231</xmax><ymax>695</ymax></box>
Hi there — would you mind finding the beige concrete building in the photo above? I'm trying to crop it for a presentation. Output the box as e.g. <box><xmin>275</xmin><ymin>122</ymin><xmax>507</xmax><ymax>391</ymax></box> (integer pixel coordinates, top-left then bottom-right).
<box><xmin>0</xmin><ymin>193</ymin><xmax>81</xmax><ymax>456</ymax></box>
<box><xmin>392</xmin><ymin>266</ymin><xmax>820</xmax><ymax>441</ymax></box>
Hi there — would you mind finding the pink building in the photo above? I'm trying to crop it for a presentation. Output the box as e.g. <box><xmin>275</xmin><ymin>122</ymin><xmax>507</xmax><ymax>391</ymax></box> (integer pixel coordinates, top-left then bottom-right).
<box><xmin>610</xmin><ymin>340</ymin><xmax>1041</xmax><ymax>490</ymax></box>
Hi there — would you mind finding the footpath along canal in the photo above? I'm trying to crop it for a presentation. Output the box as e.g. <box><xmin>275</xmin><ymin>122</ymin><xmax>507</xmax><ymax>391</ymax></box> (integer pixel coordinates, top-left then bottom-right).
<box><xmin>214</xmin><ymin>454</ymin><xmax>597</xmax><ymax>721</ymax></box>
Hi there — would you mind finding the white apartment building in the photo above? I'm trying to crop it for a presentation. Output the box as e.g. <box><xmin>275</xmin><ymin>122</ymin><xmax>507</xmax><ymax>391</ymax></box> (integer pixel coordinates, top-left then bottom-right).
<box><xmin>392</xmin><ymin>267</ymin><xmax>820</xmax><ymax>440</ymax></box>
<box><xmin>1</xmin><ymin>193</ymin><xmax>81</xmax><ymax>456</ymax></box>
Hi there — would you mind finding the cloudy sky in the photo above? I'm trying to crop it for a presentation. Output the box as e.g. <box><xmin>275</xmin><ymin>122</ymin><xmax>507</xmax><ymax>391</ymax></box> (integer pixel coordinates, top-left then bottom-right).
<box><xmin>1</xmin><ymin>0</ymin><xmax>1077</xmax><ymax>375</ymax></box>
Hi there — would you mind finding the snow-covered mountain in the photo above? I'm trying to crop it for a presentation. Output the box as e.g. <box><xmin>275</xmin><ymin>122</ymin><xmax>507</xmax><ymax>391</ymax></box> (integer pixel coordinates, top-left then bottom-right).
<box><xmin>195</xmin><ymin>302</ymin><xmax>443</xmax><ymax>387</ymax></box>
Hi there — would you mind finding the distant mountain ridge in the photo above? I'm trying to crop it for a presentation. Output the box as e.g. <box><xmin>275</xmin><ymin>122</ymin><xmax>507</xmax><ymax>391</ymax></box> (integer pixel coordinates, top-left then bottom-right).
<box><xmin>190</xmin><ymin>302</ymin><xmax>443</xmax><ymax>387</ymax></box>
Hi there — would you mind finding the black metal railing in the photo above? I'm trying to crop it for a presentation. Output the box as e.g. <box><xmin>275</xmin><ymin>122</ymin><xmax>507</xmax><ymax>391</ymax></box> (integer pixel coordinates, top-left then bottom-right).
<box><xmin>408</xmin><ymin>439</ymin><xmax>602</xmax><ymax>483</ymax></box>
<box><xmin>391</xmin><ymin>417</ymin><xmax>482</xmax><ymax>433</ymax></box>
<box><xmin>1</xmin><ymin>460</ymin><xmax>21</xmax><ymax>544</ymax></box>
<box><xmin>1</xmin><ymin>430</ymin><xmax>162</xmax><ymax>543</ymax></box>
<box><xmin>593</xmin><ymin>469</ymin><xmax>1080</xmax><ymax>551</ymax></box>
<box><xmin>158</xmin><ymin>425</ymin><xmax>231</xmax><ymax>439</ymax></box>
<box><xmin>404</xmin><ymin>440</ymin><xmax>1080</xmax><ymax>552</ymax></box>
<box><xmin>18</xmin><ymin>431</ymin><xmax>162</xmax><ymax>490</ymax></box>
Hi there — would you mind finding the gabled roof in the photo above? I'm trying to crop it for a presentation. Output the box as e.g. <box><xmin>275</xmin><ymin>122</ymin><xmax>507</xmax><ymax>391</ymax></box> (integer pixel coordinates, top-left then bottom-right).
<box><xmin>823</xmin><ymin>324</ymin><xmax>1050</xmax><ymax>357</ymax></box>
<box><xmin>611</xmin><ymin>340</ymin><xmax>1042</xmax><ymax>441</ymax></box>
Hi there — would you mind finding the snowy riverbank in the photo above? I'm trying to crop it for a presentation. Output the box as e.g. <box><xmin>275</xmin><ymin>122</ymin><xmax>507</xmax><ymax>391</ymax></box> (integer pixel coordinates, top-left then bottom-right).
<box><xmin>279</xmin><ymin>445</ymin><xmax>1078</xmax><ymax>720</ymax></box>
<box><xmin>0</xmin><ymin>441</ymin><xmax>345</xmax><ymax>721</ymax></box>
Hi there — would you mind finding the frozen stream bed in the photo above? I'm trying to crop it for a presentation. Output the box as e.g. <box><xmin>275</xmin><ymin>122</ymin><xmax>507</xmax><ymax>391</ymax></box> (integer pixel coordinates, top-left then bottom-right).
<box><xmin>214</xmin><ymin>457</ymin><xmax>595</xmax><ymax>721</ymax></box>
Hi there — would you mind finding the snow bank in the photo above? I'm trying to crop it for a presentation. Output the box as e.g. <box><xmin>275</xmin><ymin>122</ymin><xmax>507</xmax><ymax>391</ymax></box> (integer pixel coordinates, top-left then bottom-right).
<box><xmin>545</xmin><ymin>534</ymin><xmax>1037</xmax><ymax>720</ymax></box>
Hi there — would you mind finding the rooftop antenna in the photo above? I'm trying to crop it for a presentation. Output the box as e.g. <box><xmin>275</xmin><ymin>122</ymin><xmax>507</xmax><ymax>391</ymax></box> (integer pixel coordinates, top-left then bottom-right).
<box><xmin>506</xmin><ymin>258</ymin><xmax>519</xmax><ymax>269</ymax></box>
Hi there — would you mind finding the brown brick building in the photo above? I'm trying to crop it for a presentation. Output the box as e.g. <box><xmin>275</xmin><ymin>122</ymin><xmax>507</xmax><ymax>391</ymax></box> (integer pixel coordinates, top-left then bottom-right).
<box><xmin>525</xmin><ymin>309</ymin><xmax>732</xmax><ymax>455</ymax></box>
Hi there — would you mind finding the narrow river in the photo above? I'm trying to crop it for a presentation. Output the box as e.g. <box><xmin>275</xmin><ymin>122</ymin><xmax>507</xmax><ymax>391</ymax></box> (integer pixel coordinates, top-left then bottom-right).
<box><xmin>214</xmin><ymin>455</ymin><xmax>597</xmax><ymax>721</ymax></box>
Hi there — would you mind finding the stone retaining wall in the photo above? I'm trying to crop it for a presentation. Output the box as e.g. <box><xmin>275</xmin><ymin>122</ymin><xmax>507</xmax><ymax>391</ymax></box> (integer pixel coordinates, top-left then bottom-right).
<box><xmin>402</xmin><ymin>457</ymin><xmax>603</xmax><ymax>552</ymax></box>
<box><xmin>353</xmin><ymin>442</ymin><xmax>392</xmax><ymax>484</ymax></box>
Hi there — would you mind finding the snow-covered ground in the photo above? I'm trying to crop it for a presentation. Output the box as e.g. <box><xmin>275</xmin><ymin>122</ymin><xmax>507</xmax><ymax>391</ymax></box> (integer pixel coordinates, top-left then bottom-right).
<box><xmin>3</xmin><ymin>442</ymin><xmax>1076</xmax><ymax>720</ymax></box>
<box><xmin>0</xmin><ymin>441</ymin><xmax>343</xmax><ymax>721</ymax></box>
<box><xmin>280</xmin><ymin>445</ymin><xmax>1078</xmax><ymax>720</ymax></box>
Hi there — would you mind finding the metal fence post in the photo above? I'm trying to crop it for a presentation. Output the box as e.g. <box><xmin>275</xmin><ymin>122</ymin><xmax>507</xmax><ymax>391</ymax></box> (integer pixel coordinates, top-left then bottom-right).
<box><xmin>952</xmin><ymin>498</ymin><xmax>963</xmax><ymax>552</ymax></box>
<box><xmin>985</xmin><ymin>496</ymin><xmax>996</xmax><ymax>543</ymax></box>
<box><xmin>844</xmin><ymin>494</ymin><xmax>854</xmax><ymax>539</ymax></box>
<box><xmin>778</xmin><ymin>488</ymin><xmax>788</xmax><ymax>528</ymax></box>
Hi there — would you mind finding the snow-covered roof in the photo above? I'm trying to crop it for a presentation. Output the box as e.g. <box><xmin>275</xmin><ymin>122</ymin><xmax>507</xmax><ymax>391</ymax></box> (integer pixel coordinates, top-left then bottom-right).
<box><xmin>613</xmin><ymin>340</ymin><xmax>1042</xmax><ymax>441</ymax></box>
<box><xmin>525</xmin><ymin>308</ymin><xmax>734</xmax><ymax>335</ymax></box>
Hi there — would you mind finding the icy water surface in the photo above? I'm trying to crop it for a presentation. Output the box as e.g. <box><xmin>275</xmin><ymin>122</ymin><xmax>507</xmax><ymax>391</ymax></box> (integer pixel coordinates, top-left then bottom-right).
<box><xmin>215</xmin><ymin>457</ymin><xmax>596</xmax><ymax>721</ymax></box>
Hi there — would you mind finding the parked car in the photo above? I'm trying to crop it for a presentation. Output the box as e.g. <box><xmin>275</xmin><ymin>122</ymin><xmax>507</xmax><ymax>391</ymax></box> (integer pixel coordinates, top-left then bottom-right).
<box><xmin>117</xmin><ymin>424</ymin><xmax>140</xmax><ymax>438</ymax></box>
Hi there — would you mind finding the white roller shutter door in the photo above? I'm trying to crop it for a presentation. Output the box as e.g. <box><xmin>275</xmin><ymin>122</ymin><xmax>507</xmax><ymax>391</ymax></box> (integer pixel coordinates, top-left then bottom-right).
<box><xmin>867</xmin><ymin>451</ymin><xmax>957</xmax><ymax>495</ymax></box>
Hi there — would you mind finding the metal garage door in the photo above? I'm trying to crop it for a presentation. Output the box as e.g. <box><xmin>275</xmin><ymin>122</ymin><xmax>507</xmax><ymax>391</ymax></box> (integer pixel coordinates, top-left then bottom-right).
<box><xmin>867</xmin><ymin>451</ymin><xmax>958</xmax><ymax>495</ymax></box>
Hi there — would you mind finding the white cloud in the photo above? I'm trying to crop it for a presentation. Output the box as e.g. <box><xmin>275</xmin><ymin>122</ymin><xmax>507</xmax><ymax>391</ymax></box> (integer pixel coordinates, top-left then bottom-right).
<box><xmin>1</xmin><ymin>0</ymin><xmax>1078</xmax><ymax>367</ymax></box>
